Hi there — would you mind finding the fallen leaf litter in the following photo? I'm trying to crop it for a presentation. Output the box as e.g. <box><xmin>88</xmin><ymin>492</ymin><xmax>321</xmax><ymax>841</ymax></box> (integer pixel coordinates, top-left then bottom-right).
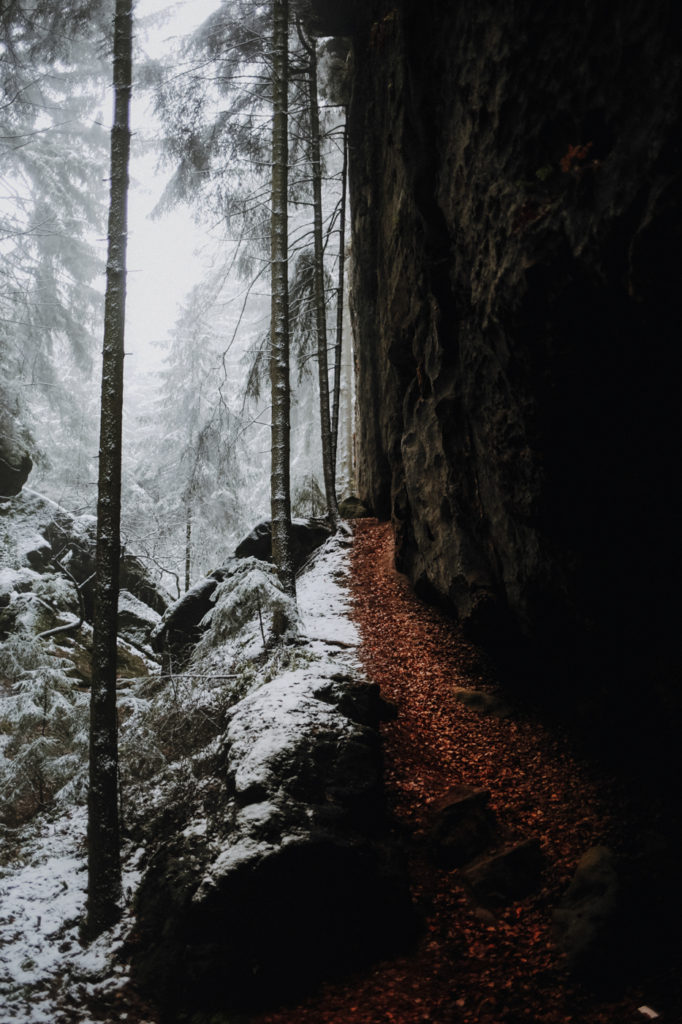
<box><xmin>253</xmin><ymin>519</ymin><xmax>664</xmax><ymax>1024</ymax></box>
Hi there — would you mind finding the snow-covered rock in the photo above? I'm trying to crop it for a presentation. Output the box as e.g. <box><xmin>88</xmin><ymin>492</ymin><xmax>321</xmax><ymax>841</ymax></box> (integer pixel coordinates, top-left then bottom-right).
<box><xmin>0</xmin><ymin>489</ymin><xmax>170</xmax><ymax>647</ymax></box>
<box><xmin>0</xmin><ymin>565</ymin><xmax>78</xmax><ymax>637</ymax></box>
<box><xmin>131</xmin><ymin>532</ymin><xmax>413</xmax><ymax>1016</ymax></box>
<box><xmin>152</xmin><ymin>517</ymin><xmax>332</xmax><ymax>666</ymax></box>
<box><xmin>117</xmin><ymin>589</ymin><xmax>161</xmax><ymax>650</ymax></box>
<box><xmin>0</xmin><ymin>528</ymin><xmax>411</xmax><ymax>1020</ymax></box>
<box><xmin>234</xmin><ymin>516</ymin><xmax>331</xmax><ymax>568</ymax></box>
<box><xmin>133</xmin><ymin>664</ymin><xmax>409</xmax><ymax>1014</ymax></box>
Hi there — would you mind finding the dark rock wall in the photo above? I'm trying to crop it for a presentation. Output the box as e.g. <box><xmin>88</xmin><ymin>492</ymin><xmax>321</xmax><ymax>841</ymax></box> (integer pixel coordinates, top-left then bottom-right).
<box><xmin>0</xmin><ymin>418</ymin><xmax>32</xmax><ymax>497</ymax></box>
<box><xmin>348</xmin><ymin>1</ymin><xmax>682</xmax><ymax>672</ymax></box>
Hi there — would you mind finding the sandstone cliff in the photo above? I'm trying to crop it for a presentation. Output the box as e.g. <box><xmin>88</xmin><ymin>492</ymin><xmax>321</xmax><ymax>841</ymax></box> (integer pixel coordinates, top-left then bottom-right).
<box><xmin>332</xmin><ymin>1</ymin><xmax>681</xmax><ymax>689</ymax></box>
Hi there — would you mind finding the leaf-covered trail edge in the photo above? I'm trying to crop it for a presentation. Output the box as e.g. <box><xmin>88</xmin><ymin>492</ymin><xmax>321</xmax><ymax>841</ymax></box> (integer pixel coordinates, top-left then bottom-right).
<box><xmin>254</xmin><ymin>519</ymin><xmax>664</xmax><ymax>1024</ymax></box>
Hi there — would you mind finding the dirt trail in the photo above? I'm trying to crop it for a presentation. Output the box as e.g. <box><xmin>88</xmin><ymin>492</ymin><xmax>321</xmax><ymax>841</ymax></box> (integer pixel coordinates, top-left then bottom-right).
<box><xmin>253</xmin><ymin>520</ymin><xmax>660</xmax><ymax>1024</ymax></box>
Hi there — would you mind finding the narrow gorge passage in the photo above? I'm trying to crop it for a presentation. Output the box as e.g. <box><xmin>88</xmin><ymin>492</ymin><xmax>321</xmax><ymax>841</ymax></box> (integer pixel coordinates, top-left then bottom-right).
<box><xmin>255</xmin><ymin>519</ymin><xmax>672</xmax><ymax>1024</ymax></box>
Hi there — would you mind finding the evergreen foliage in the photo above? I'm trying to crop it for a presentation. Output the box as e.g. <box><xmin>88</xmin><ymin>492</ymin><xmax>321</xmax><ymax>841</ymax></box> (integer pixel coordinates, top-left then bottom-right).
<box><xmin>0</xmin><ymin>0</ymin><xmax>109</xmax><ymax>468</ymax></box>
<box><xmin>121</xmin><ymin>275</ymin><xmax>264</xmax><ymax>590</ymax></box>
<box><xmin>0</xmin><ymin>636</ymin><xmax>88</xmax><ymax>826</ymax></box>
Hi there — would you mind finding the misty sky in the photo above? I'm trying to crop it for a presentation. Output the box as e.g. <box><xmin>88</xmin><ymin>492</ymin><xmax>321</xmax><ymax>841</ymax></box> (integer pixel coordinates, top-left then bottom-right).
<box><xmin>125</xmin><ymin>0</ymin><xmax>221</xmax><ymax>373</ymax></box>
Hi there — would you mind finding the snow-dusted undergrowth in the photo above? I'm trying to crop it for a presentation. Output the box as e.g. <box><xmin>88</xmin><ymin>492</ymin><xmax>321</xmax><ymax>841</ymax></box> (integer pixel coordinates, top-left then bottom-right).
<box><xmin>0</xmin><ymin>525</ymin><xmax>360</xmax><ymax>1023</ymax></box>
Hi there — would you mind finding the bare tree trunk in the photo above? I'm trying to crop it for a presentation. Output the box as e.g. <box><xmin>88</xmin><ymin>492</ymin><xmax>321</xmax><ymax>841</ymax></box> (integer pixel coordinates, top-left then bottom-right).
<box><xmin>185</xmin><ymin>502</ymin><xmax>192</xmax><ymax>592</ymax></box>
<box><xmin>331</xmin><ymin>122</ymin><xmax>348</xmax><ymax>479</ymax></box>
<box><xmin>341</xmin><ymin>298</ymin><xmax>356</xmax><ymax>495</ymax></box>
<box><xmin>270</xmin><ymin>0</ymin><xmax>296</xmax><ymax>631</ymax></box>
<box><xmin>85</xmin><ymin>0</ymin><xmax>132</xmax><ymax>940</ymax></box>
<box><xmin>299</xmin><ymin>26</ymin><xmax>340</xmax><ymax>531</ymax></box>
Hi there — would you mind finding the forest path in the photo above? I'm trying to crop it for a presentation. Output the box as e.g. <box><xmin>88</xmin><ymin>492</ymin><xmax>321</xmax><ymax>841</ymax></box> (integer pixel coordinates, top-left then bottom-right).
<box><xmin>253</xmin><ymin>520</ymin><xmax>654</xmax><ymax>1024</ymax></box>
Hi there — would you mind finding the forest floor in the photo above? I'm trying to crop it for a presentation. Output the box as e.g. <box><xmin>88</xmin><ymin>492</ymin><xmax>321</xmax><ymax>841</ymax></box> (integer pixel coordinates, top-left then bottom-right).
<box><xmin>6</xmin><ymin>517</ymin><xmax>678</xmax><ymax>1024</ymax></box>
<box><xmin>252</xmin><ymin>519</ymin><xmax>679</xmax><ymax>1024</ymax></box>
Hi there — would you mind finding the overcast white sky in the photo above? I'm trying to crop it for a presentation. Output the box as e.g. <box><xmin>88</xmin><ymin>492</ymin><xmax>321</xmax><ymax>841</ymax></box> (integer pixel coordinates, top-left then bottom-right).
<box><xmin>125</xmin><ymin>0</ymin><xmax>221</xmax><ymax>373</ymax></box>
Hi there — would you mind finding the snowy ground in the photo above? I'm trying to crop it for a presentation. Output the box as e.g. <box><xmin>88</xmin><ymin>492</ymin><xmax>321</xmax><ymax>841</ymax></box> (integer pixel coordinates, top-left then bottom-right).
<box><xmin>0</xmin><ymin>528</ymin><xmax>360</xmax><ymax>1023</ymax></box>
<box><xmin>0</xmin><ymin>809</ymin><xmax>145</xmax><ymax>1023</ymax></box>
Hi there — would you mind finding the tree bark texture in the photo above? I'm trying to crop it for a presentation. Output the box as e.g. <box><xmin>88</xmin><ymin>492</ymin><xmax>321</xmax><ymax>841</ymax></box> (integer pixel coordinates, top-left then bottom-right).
<box><xmin>86</xmin><ymin>0</ymin><xmax>132</xmax><ymax>939</ymax></box>
<box><xmin>185</xmin><ymin>502</ymin><xmax>192</xmax><ymax>592</ymax></box>
<box><xmin>302</xmin><ymin>29</ymin><xmax>339</xmax><ymax>530</ymax></box>
<box><xmin>331</xmin><ymin>122</ymin><xmax>348</xmax><ymax>480</ymax></box>
<box><xmin>341</xmin><ymin>297</ymin><xmax>356</xmax><ymax>495</ymax></box>
<box><xmin>270</xmin><ymin>0</ymin><xmax>296</xmax><ymax>611</ymax></box>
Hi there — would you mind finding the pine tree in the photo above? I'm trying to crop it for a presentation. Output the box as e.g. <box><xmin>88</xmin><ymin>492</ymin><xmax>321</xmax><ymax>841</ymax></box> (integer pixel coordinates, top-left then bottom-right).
<box><xmin>0</xmin><ymin>2</ymin><xmax>109</xmax><ymax>445</ymax></box>
<box><xmin>331</xmin><ymin>121</ymin><xmax>348</xmax><ymax>478</ymax></box>
<box><xmin>86</xmin><ymin>0</ymin><xmax>133</xmax><ymax>940</ymax></box>
<box><xmin>122</xmin><ymin>277</ymin><xmax>256</xmax><ymax>593</ymax></box>
<box><xmin>269</xmin><ymin>0</ymin><xmax>296</xmax><ymax>630</ymax></box>
<box><xmin>296</xmin><ymin>22</ymin><xmax>339</xmax><ymax>529</ymax></box>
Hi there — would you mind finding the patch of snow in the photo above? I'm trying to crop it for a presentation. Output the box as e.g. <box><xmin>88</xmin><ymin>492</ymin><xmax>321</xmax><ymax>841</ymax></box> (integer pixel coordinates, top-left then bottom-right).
<box><xmin>225</xmin><ymin>669</ymin><xmax>356</xmax><ymax>798</ymax></box>
<box><xmin>118</xmin><ymin>590</ymin><xmax>160</xmax><ymax>628</ymax></box>
<box><xmin>0</xmin><ymin>491</ymin><xmax>60</xmax><ymax>571</ymax></box>
<box><xmin>194</xmin><ymin>835</ymin><xmax>279</xmax><ymax>898</ymax></box>
<box><xmin>181</xmin><ymin>817</ymin><xmax>208</xmax><ymax>839</ymax></box>
<box><xmin>0</xmin><ymin>808</ymin><xmax>143</xmax><ymax>1024</ymax></box>
<box><xmin>0</xmin><ymin>567</ymin><xmax>41</xmax><ymax>600</ymax></box>
<box><xmin>0</xmin><ymin>521</ymin><xmax>365</xmax><ymax>1021</ymax></box>
<box><xmin>297</xmin><ymin>527</ymin><xmax>360</xmax><ymax>650</ymax></box>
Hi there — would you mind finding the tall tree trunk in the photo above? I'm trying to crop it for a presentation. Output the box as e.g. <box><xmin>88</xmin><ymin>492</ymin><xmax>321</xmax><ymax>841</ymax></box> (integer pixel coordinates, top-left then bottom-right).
<box><xmin>341</xmin><ymin>299</ymin><xmax>356</xmax><ymax>494</ymax></box>
<box><xmin>331</xmin><ymin>122</ymin><xmax>348</xmax><ymax>480</ymax></box>
<box><xmin>185</xmin><ymin>501</ymin><xmax>192</xmax><ymax>592</ymax></box>
<box><xmin>270</xmin><ymin>0</ymin><xmax>296</xmax><ymax>629</ymax></box>
<box><xmin>85</xmin><ymin>0</ymin><xmax>132</xmax><ymax>940</ymax></box>
<box><xmin>300</xmin><ymin>28</ymin><xmax>339</xmax><ymax>531</ymax></box>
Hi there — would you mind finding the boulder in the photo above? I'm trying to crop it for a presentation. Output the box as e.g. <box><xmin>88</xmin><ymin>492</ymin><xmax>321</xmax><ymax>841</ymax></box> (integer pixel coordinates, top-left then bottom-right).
<box><xmin>0</xmin><ymin>425</ymin><xmax>32</xmax><ymax>497</ymax></box>
<box><xmin>452</xmin><ymin>687</ymin><xmax>513</xmax><ymax>719</ymax></box>
<box><xmin>132</xmin><ymin>670</ymin><xmax>414</xmax><ymax>1015</ymax></box>
<box><xmin>234</xmin><ymin>518</ymin><xmax>331</xmax><ymax>570</ymax></box>
<box><xmin>427</xmin><ymin>785</ymin><xmax>497</xmax><ymax>868</ymax></box>
<box><xmin>0</xmin><ymin>567</ymin><xmax>79</xmax><ymax>637</ymax></box>
<box><xmin>151</xmin><ymin>554</ymin><xmax>303</xmax><ymax>664</ymax></box>
<box><xmin>120</xmin><ymin>554</ymin><xmax>170</xmax><ymax>617</ymax></box>
<box><xmin>553</xmin><ymin>845</ymin><xmax>620</xmax><ymax>972</ymax></box>
<box><xmin>150</xmin><ymin>575</ymin><xmax>220</xmax><ymax>656</ymax></box>
<box><xmin>338</xmin><ymin>495</ymin><xmax>371</xmax><ymax>519</ymax></box>
<box><xmin>0</xmin><ymin>489</ymin><xmax>169</xmax><ymax>649</ymax></box>
<box><xmin>463</xmin><ymin>838</ymin><xmax>545</xmax><ymax>907</ymax></box>
<box><xmin>117</xmin><ymin>590</ymin><xmax>161</xmax><ymax>650</ymax></box>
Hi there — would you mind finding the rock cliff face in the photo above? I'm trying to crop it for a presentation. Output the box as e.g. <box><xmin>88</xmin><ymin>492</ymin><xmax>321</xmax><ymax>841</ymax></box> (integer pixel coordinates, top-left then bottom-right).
<box><xmin>0</xmin><ymin>416</ymin><xmax>32</xmax><ymax>497</ymax></box>
<box><xmin>342</xmin><ymin>0</ymin><xmax>681</xmax><ymax>678</ymax></box>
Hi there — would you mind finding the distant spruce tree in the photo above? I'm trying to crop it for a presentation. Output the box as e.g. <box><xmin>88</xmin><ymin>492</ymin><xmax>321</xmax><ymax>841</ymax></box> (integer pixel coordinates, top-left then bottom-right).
<box><xmin>0</xmin><ymin>1</ymin><xmax>109</xmax><ymax>472</ymax></box>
